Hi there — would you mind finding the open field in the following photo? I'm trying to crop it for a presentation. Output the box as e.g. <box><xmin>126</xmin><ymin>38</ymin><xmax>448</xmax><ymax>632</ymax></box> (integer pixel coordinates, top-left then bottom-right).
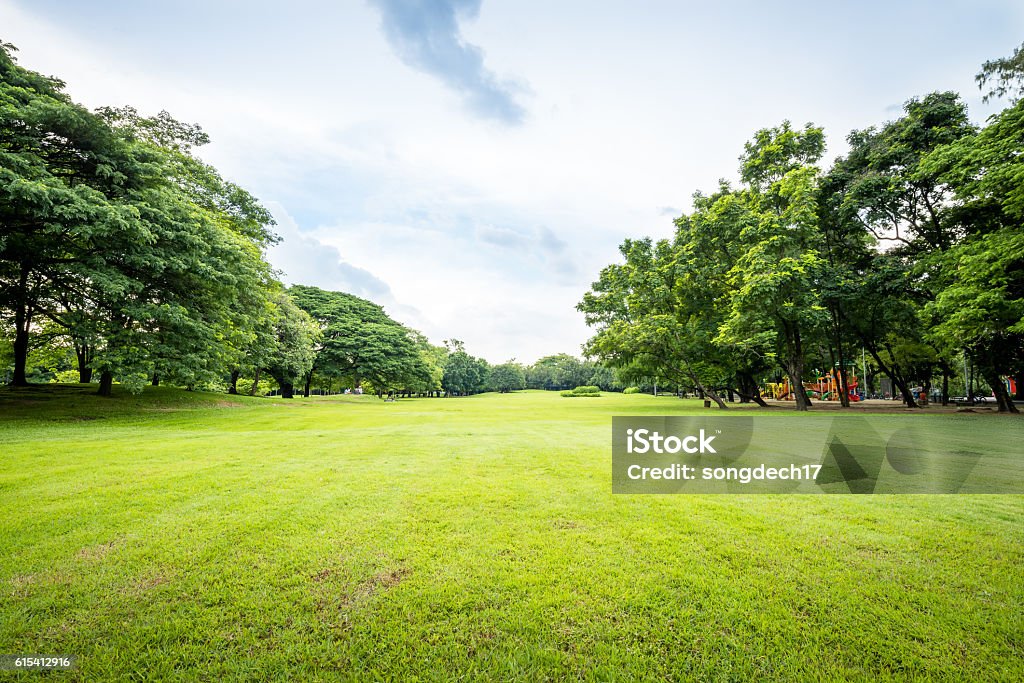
<box><xmin>1</xmin><ymin>387</ymin><xmax>1022</xmax><ymax>681</ymax></box>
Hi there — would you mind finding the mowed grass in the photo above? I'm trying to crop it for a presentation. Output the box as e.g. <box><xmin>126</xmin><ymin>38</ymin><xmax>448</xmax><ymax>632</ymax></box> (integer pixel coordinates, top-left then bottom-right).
<box><xmin>0</xmin><ymin>387</ymin><xmax>1022</xmax><ymax>681</ymax></box>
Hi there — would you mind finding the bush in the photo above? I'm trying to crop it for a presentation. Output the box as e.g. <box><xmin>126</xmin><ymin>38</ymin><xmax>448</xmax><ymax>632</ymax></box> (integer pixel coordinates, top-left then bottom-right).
<box><xmin>561</xmin><ymin>385</ymin><xmax>601</xmax><ymax>397</ymax></box>
<box><xmin>623</xmin><ymin>386</ymin><xmax>641</xmax><ymax>394</ymax></box>
<box><xmin>236</xmin><ymin>377</ymin><xmax>275</xmax><ymax>397</ymax></box>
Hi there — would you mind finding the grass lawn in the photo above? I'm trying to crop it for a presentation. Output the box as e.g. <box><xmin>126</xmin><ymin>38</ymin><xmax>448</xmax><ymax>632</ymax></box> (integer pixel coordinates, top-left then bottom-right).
<box><xmin>1</xmin><ymin>386</ymin><xmax>1022</xmax><ymax>681</ymax></box>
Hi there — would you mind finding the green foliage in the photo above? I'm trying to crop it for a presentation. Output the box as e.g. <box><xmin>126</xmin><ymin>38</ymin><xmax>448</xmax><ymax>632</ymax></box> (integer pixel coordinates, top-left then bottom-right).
<box><xmin>441</xmin><ymin>340</ymin><xmax>489</xmax><ymax>395</ymax></box>
<box><xmin>623</xmin><ymin>386</ymin><xmax>641</xmax><ymax>394</ymax></box>
<box><xmin>581</xmin><ymin>124</ymin><xmax>828</xmax><ymax>409</ymax></box>
<box><xmin>288</xmin><ymin>285</ymin><xmax>430</xmax><ymax>395</ymax></box>
<box><xmin>263</xmin><ymin>292</ymin><xmax>320</xmax><ymax>397</ymax></box>
<box><xmin>977</xmin><ymin>41</ymin><xmax>1024</xmax><ymax>103</ymax></box>
<box><xmin>561</xmin><ymin>385</ymin><xmax>600</xmax><ymax>397</ymax></box>
<box><xmin>524</xmin><ymin>353</ymin><xmax>596</xmax><ymax>390</ymax></box>
<box><xmin>0</xmin><ymin>42</ymin><xmax>280</xmax><ymax>394</ymax></box>
<box><xmin>487</xmin><ymin>360</ymin><xmax>526</xmax><ymax>393</ymax></box>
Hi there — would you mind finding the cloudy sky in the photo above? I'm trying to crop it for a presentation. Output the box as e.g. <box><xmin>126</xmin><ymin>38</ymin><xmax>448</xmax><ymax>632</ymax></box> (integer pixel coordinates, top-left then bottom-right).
<box><xmin>2</xmin><ymin>0</ymin><xmax>1020</xmax><ymax>362</ymax></box>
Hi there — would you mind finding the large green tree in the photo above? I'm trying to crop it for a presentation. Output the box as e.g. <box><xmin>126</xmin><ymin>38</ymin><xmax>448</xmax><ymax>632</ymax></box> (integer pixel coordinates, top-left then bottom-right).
<box><xmin>920</xmin><ymin>97</ymin><xmax>1024</xmax><ymax>412</ymax></box>
<box><xmin>442</xmin><ymin>340</ymin><xmax>489</xmax><ymax>396</ymax></box>
<box><xmin>1</xmin><ymin>44</ymin><xmax>281</xmax><ymax>395</ymax></box>
<box><xmin>717</xmin><ymin>122</ymin><xmax>828</xmax><ymax>411</ymax></box>
<box><xmin>288</xmin><ymin>285</ymin><xmax>429</xmax><ymax>397</ymax></box>
<box><xmin>0</xmin><ymin>43</ymin><xmax>141</xmax><ymax>387</ymax></box>
<box><xmin>488</xmin><ymin>360</ymin><xmax>526</xmax><ymax>393</ymax></box>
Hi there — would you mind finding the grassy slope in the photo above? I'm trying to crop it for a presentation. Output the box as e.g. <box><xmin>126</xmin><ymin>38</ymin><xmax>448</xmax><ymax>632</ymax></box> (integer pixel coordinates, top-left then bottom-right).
<box><xmin>0</xmin><ymin>387</ymin><xmax>1021</xmax><ymax>681</ymax></box>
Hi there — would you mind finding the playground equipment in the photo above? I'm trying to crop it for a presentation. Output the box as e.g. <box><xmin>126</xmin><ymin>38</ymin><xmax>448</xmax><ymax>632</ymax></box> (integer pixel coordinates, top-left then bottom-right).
<box><xmin>805</xmin><ymin>369</ymin><xmax>860</xmax><ymax>402</ymax></box>
<box><xmin>763</xmin><ymin>369</ymin><xmax>860</xmax><ymax>402</ymax></box>
<box><xmin>765</xmin><ymin>379</ymin><xmax>792</xmax><ymax>400</ymax></box>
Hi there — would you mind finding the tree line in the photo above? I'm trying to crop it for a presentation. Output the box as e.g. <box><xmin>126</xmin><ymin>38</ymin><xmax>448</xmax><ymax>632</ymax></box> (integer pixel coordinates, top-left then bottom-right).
<box><xmin>579</xmin><ymin>46</ymin><xmax>1024</xmax><ymax>412</ymax></box>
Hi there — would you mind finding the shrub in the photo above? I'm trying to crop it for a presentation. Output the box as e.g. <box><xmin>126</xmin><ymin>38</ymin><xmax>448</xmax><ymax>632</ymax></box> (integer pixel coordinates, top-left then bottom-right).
<box><xmin>562</xmin><ymin>385</ymin><xmax>601</xmax><ymax>397</ymax></box>
<box><xmin>623</xmin><ymin>386</ymin><xmax>641</xmax><ymax>394</ymax></box>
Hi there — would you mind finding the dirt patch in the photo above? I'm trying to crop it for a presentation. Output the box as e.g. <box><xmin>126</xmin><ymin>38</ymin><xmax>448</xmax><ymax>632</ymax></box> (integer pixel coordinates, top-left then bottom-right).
<box><xmin>367</xmin><ymin>568</ymin><xmax>409</xmax><ymax>592</ymax></box>
<box><xmin>311</xmin><ymin>567</ymin><xmax>336</xmax><ymax>584</ymax></box>
<box><xmin>553</xmin><ymin>519</ymin><xmax>580</xmax><ymax>529</ymax></box>
<box><xmin>314</xmin><ymin>565</ymin><xmax>410</xmax><ymax>620</ymax></box>
<box><xmin>77</xmin><ymin>540</ymin><xmax>119</xmax><ymax>561</ymax></box>
<box><xmin>130</xmin><ymin>573</ymin><xmax>169</xmax><ymax>592</ymax></box>
<box><xmin>9</xmin><ymin>574</ymin><xmax>37</xmax><ymax>597</ymax></box>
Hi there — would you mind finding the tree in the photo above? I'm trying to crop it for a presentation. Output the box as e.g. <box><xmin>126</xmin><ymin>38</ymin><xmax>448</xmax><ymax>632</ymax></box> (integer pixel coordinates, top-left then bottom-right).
<box><xmin>0</xmin><ymin>43</ymin><xmax>143</xmax><ymax>387</ymax></box>
<box><xmin>977</xmin><ymin>41</ymin><xmax>1024</xmax><ymax>104</ymax></box>
<box><xmin>442</xmin><ymin>340</ymin><xmax>489</xmax><ymax>396</ymax></box>
<box><xmin>288</xmin><ymin>285</ymin><xmax>429</xmax><ymax>397</ymax></box>
<box><xmin>488</xmin><ymin>360</ymin><xmax>525</xmax><ymax>393</ymax></box>
<box><xmin>677</xmin><ymin>186</ymin><xmax>773</xmax><ymax>405</ymax></box>
<box><xmin>263</xmin><ymin>292</ymin><xmax>319</xmax><ymax>399</ymax></box>
<box><xmin>919</xmin><ymin>98</ymin><xmax>1024</xmax><ymax>412</ymax></box>
<box><xmin>0</xmin><ymin>44</ymin><xmax>281</xmax><ymax>395</ymax></box>
<box><xmin>718</xmin><ymin>122</ymin><xmax>829</xmax><ymax>411</ymax></box>
<box><xmin>579</xmin><ymin>235</ymin><xmax>734</xmax><ymax>407</ymax></box>
<box><xmin>820</xmin><ymin>94</ymin><xmax>976</xmax><ymax>407</ymax></box>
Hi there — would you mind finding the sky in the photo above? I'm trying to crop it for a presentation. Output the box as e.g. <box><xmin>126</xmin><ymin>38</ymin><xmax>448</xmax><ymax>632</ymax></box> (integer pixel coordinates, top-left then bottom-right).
<box><xmin>1</xmin><ymin>0</ymin><xmax>1021</xmax><ymax>363</ymax></box>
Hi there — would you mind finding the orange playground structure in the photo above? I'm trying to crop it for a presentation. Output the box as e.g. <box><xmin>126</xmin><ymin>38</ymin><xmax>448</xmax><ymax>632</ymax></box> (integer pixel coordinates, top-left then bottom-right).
<box><xmin>764</xmin><ymin>369</ymin><xmax>860</xmax><ymax>402</ymax></box>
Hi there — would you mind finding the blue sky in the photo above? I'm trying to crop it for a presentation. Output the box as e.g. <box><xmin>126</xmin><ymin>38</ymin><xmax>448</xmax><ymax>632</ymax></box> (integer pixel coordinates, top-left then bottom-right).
<box><xmin>2</xmin><ymin>0</ymin><xmax>1021</xmax><ymax>362</ymax></box>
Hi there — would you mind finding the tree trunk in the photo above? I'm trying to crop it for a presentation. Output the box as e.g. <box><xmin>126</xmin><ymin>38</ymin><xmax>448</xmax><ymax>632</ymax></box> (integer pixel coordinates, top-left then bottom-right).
<box><xmin>280</xmin><ymin>381</ymin><xmax>294</xmax><ymax>399</ymax></box>
<box><xmin>941</xmin><ymin>366</ymin><xmax>949</xmax><ymax>406</ymax></box>
<box><xmin>12</xmin><ymin>325</ymin><xmax>29</xmax><ymax>387</ymax></box>
<box><xmin>837</xmin><ymin>366</ymin><xmax>851</xmax><ymax>407</ymax></box>
<box><xmin>1015</xmin><ymin>370</ymin><xmax>1024</xmax><ymax>401</ymax></box>
<box><xmin>967</xmin><ymin>359</ymin><xmax>975</xmax><ymax>401</ymax></box>
<box><xmin>152</xmin><ymin>374</ymin><xmax>160</xmax><ymax>387</ymax></box>
<box><xmin>737</xmin><ymin>384</ymin><xmax>751</xmax><ymax>403</ymax></box>
<box><xmin>736</xmin><ymin>372</ymin><xmax>769</xmax><ymax>407</ymax></box>
<box><xmin>250</xmin><ymin>368</ymin><xmax>262</xmax><ymax>396</ymax></box>
<box><xmin>863</xmin><ymin>343</ymin><xmax>919</xmax><ymax>408</ymax></box>
<box><xmin>679</xmin><ymin>359</ymin><xmax>727</xmax><ymax>409</ymax></box>
<box><xmin>979</xmin><ymin>364</ymin><xmax>1018</xmax><ymax>413</ymax></box>
<box><xmin>75</xmin><ymin>342</ymin><xmax>93</xmax><ymax>383</ymax></box>
<box><xmin>12</xmin><ymin>314</ymin><xmax>30</xmax><ymax>387</ymax></box>
<box><xmin>831</xmin><ymin>313</ymin><xmax>851</xmax><ymax>408</ymax></box>
<box><xmin>228</xmin><ymin>369</ymin><xmax>240</xmax><ymax>395</ymax></box>
<box><xmin>784</xmin><ymin>363</ymin><xmax>811</xmax><ymax>411</ymax></box>
<box><xmin>836</xmin><ymin>355</ymin><xmax>850</xmax><ymax>408</ymax></box>
<box><xmin>783</xmin><ymin>323</ymin><xmax>811</xmax><ymax>411</ymax></box>
<box><xmin>97</xmin><ymin>371</ymin><xmax>113</xmax><ymax>397</ymax></box>
<box><xmin>10</xmin><ymin>264</ymin><xmax>32</xmax><ymax>387</ymax></box>
<box><xmin>303</xmin><ymin>370</ymin><xmax>313</xmax><ymax>398</ymax></box>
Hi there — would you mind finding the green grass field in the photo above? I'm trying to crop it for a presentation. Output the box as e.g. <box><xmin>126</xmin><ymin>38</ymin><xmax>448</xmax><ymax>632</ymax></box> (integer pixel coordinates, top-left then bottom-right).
<box><xmin>1</xmin><ymin>387</ymin><xmax>1022</xmax><ymax>681</ymax></box>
